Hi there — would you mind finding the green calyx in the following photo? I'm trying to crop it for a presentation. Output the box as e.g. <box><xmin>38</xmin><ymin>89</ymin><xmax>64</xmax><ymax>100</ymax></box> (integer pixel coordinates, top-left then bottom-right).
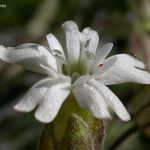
<box><xmin>39</xmin><ymin>94</ymin><xmax>104</xmax><ymax>150</ymax></box>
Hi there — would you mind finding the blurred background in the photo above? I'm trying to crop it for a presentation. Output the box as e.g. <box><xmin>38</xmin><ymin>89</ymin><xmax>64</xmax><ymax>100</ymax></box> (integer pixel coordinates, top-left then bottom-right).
<box><xmin>0</xmin><ymin>0</ymin><xmax>150</xmax><ymax>149</ymax></box>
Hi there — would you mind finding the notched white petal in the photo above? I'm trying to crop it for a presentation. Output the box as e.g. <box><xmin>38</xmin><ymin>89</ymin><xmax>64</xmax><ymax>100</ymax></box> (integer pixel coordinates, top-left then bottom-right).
<box><xmin>46</xmin><ymin>34</ymin><xmax>63</xmax><ymax>52</ymax></box>
<box><xmin>88</xmin><ymin>79</ymin><xmax>131</xmax><ymax>121</ymax></box>
<box><xmin>14</xmin><ymin>77</ymin><xmax>71</xmax><ymax>123</ymax></box>
<box><xmin>82</xmin><ymin>28</ymin><xmax>99</xmax><ymax>54</ymax></box>
<box><xmin>90</xmin><ymin>53</ymin><xmax>117</xmax><ymax>75</ymax></box>
<box><xmin>14</xmin><ymin>77</ymin><xmax>52</xmax><ymax>112</ymax></box>
<box><xmin>34</xmin><ymin>82</ymin><xmax>71</xmax><ymax>123</ymax></box>
<box><xmin>46</xmin><ymin>34</ymin><xmax>65</xmax><ymax>61</ymax></box>
<box><xmin>62</xmin><ymin>20</ymin><xmax>79</xmax><ymax>31</ymax></box>
<box><xmin>96</xmin><ymin>43</ymin><xmax>113</xmax><ymax>63</ymax></box>
<box><xmin>62</xmin><ymin>20</ymin><xmax>80</xmax><ymax>65</ymax></box>
<box><xmin>95</xmin><ymin>54</ymin><xmax>150</xmax><ymax>85</ymax></box>
<box><xmin>0</xmin><ymin>44</ymin><xmax>58</xmax><ymax>76</ymax></box>
<box><xmin>73</xmin><ymin>82</ymin><xmax>111</xmax><ymax>119</ymax></box>
<box><xmin>38</xmin><ymin>46</ymin><xmax>58</xmax><ymax>71</ymax></box>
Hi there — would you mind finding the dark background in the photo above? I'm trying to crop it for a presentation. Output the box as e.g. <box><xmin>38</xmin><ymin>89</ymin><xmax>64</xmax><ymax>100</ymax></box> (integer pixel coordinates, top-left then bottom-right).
<box><xmin>0</xmin><ymin>0</ymin><xmax>150</xmax><ymax>149</ymax></box>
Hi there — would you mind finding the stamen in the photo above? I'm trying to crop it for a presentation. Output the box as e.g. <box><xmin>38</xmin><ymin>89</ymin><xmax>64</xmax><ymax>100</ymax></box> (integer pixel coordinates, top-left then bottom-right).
<box><xmin>99</xmin><ymin>64</ymin><xmax>103</xmax><ymax>68</ymax></box>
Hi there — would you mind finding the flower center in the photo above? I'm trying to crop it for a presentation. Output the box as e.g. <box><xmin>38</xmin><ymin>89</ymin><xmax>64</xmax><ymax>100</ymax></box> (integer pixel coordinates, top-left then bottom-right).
<box><xmin>63</xmin><ymin>62</ymin><xmax>86</xmax><ymax>83</ymax></box>
<box><xmin>61</xmin><ymin>50</ymin><xmax>96</xmax><ymax>83</ymax></box>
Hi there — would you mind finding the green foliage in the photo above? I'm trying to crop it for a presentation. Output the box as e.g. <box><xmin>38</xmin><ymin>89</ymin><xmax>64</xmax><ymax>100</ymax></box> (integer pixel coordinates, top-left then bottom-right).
<box><xmin>0</xmin><ymin>0</ymin><xmax>41</xmax><ymax>29</ymax></box>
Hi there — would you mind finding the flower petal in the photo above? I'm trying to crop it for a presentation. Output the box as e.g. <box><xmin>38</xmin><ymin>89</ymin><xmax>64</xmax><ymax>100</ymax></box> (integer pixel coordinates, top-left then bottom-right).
<box><xmin>46</xmin><ymin>33</ymin><xmax>65</xmax><ymax>60</ymax></box>
<box><xmin>46</xmin><ymin>33</ymin><xmax>63</xmax><ymax>52</ymax></box>
<box><xmin>62</xmin><ymin>21</ymin><xmax>80</xmax><ymax>65</ymax></box>
<box><xmin>95</xmin><ymin>54</ymin><xmax>150</xmax><ymax>85</ymax></box>
<box><xmin>73</xmin><ymin>75</ymin><xmax>89</xmax><ymax>87</ymax></box>
<box><xmin>0</xmin><ymin>44</ymin><xmax>58</xmax><ymax>76</ymax></box>
<box><xmin>14</xmin><ymin>77</ymin><xmax>53</xmax><ymax>112</ymax></box>
<box><xmin>73</xmin><ymin>77</ymin><xmax>111</xmax><ymax>119</ymax></box>
<box><xmin>88</xmin><ymin>79</ymin><xmax>131</xmax><ymax>121</ymax></box>
<box><xmin>81</xmin><ymin>27</ymin><xmax>99</xmax><ymax>54</ymax></box>
<box><xmin>95</xmin><ymin>43</ymin><xmax>113</xmax><ymax>64</ymax></box>
<box><xmin>35</xmin><ymin>82</ymin><xmax>71</xmax><ymax>123</ymax></box>
<box><xmin>14</xmin><ymin>76</ymin><xmax>71</xmax><ymax>123</ymax></box>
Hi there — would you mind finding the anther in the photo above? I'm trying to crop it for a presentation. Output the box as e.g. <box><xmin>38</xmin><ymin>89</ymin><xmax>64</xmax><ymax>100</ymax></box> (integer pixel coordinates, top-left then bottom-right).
<box><xmin>99</xmin><ymin>64</ymin><xmax>103</xmax><ymax>68</ymax></box>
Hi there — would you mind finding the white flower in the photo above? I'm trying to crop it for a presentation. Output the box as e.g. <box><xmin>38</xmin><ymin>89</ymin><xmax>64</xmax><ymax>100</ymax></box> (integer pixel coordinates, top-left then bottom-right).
<box><xmin>0</xmin><ymin>21</ymin><xmax>150</xmax><ymax>123</ymax></box>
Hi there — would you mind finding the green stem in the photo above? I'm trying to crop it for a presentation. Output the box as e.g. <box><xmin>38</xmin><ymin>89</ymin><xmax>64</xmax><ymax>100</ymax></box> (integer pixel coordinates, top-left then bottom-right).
<box><xmin>39</xmin><ymin>94</ymin><xmax>104</xmax><ymax>150</ymax></box>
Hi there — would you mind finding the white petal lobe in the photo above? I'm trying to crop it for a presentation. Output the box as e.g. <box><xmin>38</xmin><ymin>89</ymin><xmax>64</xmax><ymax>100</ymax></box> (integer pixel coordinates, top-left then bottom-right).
<box><xmin>96</xmin><ymin>54</ymin><xmax>150</xmax><ymax>85</ymax></box>
<box><xmin>0</xmin><ymin>44</ymin><xmax>58</xmax><ymax>76</ymax></box>
<box><xmin>46</xmin><ymin>33</ymin><xmax>63</xmax><ymax>52</ymax></box>
<box><xmin>73</xmin><ymin>81</ymin><xmax>111</xmax><ymax>119</ymax></box>
<box><xmin>14</xmin><ymin>76</ymin><xmax>71</xmax><ymax>123</ymax></box>
<box><xmin>14</xmin><ymin>77</ymin><xmax>53</xmax><ymax>112</ymax></box>
<box><xmin>88</xmin><ymin>79</ymin><xmax>131</xmax><ymax>121</ymax></box>
<box><xmin>46</xmin><ymin>34</ymin><xmax>65</xmax><ymax>60</ymax></box>
<box><xmin>35</xmin><ymin>82</ymin><xmax>71</xmax><ymax>123</ymax></box>
<box><xmin>82</xmin><ymin>27</ymin><xmax>99</xmax><ymax>54</ymax></box>
<box><xmin>62</xmin><ymin>21</ymin><xmax>80</xmax><ymax>65</ymax></box>
<box><xmin>96</xmin><ymin>43</ymin><xmax>113</xmax><ymax>63</ymax></box>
